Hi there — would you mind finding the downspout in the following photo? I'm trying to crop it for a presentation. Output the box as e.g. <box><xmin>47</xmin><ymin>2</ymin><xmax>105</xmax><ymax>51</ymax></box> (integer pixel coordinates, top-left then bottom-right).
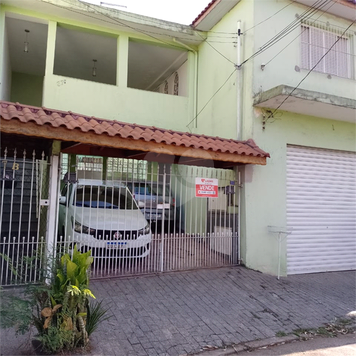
<box><xmin>236</xmin><ymin>20</ymin><xmax>243</xmax><ymax>140</ymax></box>
<box><xmin>173</xmin><ymin>38</ymin><xmax>198</xmax><ymax>128</ymax></box>
<box><xmin>236</xmin><ymin>20</ymin><xmax>243</xmax><ymax>264</ymax></box>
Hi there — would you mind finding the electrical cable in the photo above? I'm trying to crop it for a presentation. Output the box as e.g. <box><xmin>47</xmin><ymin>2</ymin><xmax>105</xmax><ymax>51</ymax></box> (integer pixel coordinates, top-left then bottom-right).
<box><xmin>185</xmin><ymin>68</ymin><xmax>238</xmax><ymax>130</ymax></box>
<box><xmin>240</xmin><ymin>0</ymin><xmax>331</xmax><ymax>66</ymax></box>
<box><xmin>264</xmin><ymin>0</ymin><xmax>337</xmax><ymax>66</ymax></box>
<box><xmin>75</xmin><ymin>0</ymin><xmax>238</xmax><ymax>65</ymax></box>
<box><xmin>195</xmin><ymin>0</ymin><xmax>318</xmax><ymax>65</ymax></box>
<box><xmin>196</xmin><ymin>32</ymin><xmax>236</xmax><ymax>65</ymax></box>
<box><xmin>49</xmin><ymin>0</ymin><xmax>203</xmax><ymax>48</ymax></box>
<box><xmin>244</xmin><ymin>0</ymin><xmax>296</xmax><ymax>33</ymax></box>
<box><xmin>266</xmin><ymin>20</ymin><xmax>355</xmax><ymax>120</ymax></box>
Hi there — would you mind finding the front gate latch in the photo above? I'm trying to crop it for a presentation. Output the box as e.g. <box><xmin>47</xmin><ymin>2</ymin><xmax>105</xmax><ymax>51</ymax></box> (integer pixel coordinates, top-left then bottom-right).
<box><xmin>40</xmin><ymin>199</ymin><xmax>50</xmax><ymax>206</ymax></box>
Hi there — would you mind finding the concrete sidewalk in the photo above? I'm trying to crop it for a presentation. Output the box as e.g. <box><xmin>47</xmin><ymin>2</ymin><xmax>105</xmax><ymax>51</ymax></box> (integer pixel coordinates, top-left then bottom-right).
<box><xmin>0</xmin><ymin>267</ymin><xmax>355</xmax><ymax>356</ymax></box>
<box><xmin>218</xmin><ymin>333</ymin><xmax>356</xmax><ymax>356</ymax></box>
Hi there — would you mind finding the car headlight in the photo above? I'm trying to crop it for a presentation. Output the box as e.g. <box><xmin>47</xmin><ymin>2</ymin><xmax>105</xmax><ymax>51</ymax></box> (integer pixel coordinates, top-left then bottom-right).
<box><xmin>138</xmin><ymin>223</ymin><xmax>151</xmax><ymax>237</ymax></box>
<box><xmin>74</xmin><ymin>220</ymin><xmax>96</xmax><ymax>236</ymax></box>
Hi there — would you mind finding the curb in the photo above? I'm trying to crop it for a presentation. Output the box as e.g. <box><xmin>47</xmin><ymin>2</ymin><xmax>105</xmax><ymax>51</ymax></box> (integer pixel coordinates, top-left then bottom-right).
<box><xmin>190</xmin><ymin>335</ymin><xmax>299</xmax><ymax>356</ymax></box>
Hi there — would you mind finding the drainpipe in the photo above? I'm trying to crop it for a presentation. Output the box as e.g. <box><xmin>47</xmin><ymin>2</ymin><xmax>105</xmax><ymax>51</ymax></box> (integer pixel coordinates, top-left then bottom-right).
<box><xmin>238</xmin><ymin>170</ymin><xmax>241</xmax><ymax>264</ymax></box>
<box><xmin>173</xmin><ymin>38</ymin><xmax>198</xmax><ymax>128</ymax></box>
<box><xmin>236</xmin><ymin>21</ymin><xmax>243</xmax><ymax>264</ymax></box>
<box><xmin>236</xmin><ymin>20</ymin><xmax>243</xmax><ymax>140</ymax></box>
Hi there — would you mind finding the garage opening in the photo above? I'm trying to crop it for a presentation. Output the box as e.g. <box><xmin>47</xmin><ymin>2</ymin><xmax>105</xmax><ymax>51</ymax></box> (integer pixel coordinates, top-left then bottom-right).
<box><xmin>287</xmin><ymin>145</ymin><xmax>356</xmax><ymax>274</ymax></box>
<box><xmin>57</xmin><ymin>155</ymin><xmax>239</xmax><ymax>279</ymax></box>
<box><xmin>1</xmin><ymin>101</ymin><xmax>269</xmax><ymax>285</ymax></box>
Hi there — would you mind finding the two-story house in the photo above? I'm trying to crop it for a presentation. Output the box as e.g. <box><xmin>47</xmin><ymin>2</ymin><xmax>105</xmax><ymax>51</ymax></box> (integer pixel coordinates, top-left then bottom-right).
<box><xmin>0</xmin><ymin>0</ymin><xmax>270</xmax><ymax>285</ymax></box>
<box><xmin>191</xmin><ymin>0</ymin><xmax>356</xmax><ymax>276</ymax></box>
<box><xmin>0</xmin><ymin>0</ymin><xmax>354</xmax><ymax>284</ymax></box>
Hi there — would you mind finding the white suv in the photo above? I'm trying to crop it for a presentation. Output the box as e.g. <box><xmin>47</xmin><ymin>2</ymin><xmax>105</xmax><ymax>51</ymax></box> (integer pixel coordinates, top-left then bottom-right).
<box><xmin>58</xmin><ymin>179</ymin><xmax>151</xmax><ymax>258</ymax></box>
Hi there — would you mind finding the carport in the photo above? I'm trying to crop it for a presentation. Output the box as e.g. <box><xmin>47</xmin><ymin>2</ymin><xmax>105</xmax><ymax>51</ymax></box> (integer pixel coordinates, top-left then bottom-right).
<box><xmin>0</xmin><ymin>101</ymin><xmax>269</xmax><ymax>284</ymax></box>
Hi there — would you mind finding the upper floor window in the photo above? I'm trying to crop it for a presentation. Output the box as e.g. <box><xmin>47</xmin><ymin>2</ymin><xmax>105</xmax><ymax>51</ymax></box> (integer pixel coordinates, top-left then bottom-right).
<box><xmin>301</xmin><ymin>25</ymin><xmax>352</xmax><ymax>79</ymax></box>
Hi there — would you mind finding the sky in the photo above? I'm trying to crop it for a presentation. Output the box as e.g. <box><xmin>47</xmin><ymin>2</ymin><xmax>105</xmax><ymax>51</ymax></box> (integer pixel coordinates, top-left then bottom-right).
<box><xmin>80</xmin><ymin>0</ymin><xmax>211</xmax><ymax>25</ymax></box>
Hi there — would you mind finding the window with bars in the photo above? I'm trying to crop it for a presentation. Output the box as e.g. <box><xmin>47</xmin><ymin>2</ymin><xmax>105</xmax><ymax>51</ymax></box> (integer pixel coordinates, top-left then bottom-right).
<box><xmin>301</xmin><ymin>25</ymin><xmax>352</xmax><ymax>79</ymax></box>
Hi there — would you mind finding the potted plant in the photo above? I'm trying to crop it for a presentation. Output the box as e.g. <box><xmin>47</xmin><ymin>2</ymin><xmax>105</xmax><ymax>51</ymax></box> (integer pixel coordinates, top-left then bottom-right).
<box><xmin>0</xmin><ymin>245</ymin><xmax>110</xmax><ymax>354</ymax></box>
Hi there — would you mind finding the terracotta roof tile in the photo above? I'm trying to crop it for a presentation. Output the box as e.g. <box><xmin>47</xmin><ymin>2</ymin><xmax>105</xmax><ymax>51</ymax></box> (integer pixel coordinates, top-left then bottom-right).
<box><xmin>191</xmin><ymin>0</ymin><xmax>218</xmax><ymax>26</ymax></box>
<box><xmin>0</xmin><ymin>101</ymin><xmax>270</xmax><ymax>159</ymax></box>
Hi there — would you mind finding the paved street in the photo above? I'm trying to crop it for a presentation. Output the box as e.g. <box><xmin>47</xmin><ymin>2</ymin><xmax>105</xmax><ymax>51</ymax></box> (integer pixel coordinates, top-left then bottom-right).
<box><xmin>0</xmin><ymin>267</ymin><xmax>355</xmax><ymax>356</ymax></box>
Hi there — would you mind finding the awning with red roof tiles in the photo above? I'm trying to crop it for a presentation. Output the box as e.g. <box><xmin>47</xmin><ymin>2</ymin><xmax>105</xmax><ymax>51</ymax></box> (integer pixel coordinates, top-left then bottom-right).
<box><xmin>0</xmin><ymin>101</ymin><xmax>270</xmax><ymax>168</ymax></box>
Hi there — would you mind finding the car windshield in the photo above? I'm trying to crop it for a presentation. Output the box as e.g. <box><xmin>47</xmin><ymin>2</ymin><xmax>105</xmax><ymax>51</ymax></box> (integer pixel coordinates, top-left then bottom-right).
<box><xmin>74</xmin><ymin>185</ymin><xmax>138</xmax><ymax>210</ymax></box>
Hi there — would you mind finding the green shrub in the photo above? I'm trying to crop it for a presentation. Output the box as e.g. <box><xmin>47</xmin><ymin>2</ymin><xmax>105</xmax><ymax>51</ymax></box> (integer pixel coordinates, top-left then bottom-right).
<box><xmin>0</xmin><ymin>245</ymin><xmax>110</xmax><ymax>354</ymax></box>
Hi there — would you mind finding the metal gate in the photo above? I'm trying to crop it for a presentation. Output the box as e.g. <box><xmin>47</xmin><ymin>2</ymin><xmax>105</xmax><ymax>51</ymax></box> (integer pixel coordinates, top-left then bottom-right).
<box><xmin>58</xmin><ymin>155</ymin><xmax>239</xmax><ymax>278</ymax></box>
<box><xmin>0</xmin><ymin>148</ymin><xmax>50</xmax><ymax>285</ymax></box>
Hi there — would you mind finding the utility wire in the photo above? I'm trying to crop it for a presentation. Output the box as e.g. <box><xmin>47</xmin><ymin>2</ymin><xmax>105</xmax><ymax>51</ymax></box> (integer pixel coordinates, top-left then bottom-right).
<box><xmin>244</xmin><ymin>0</ymin><xmax>296</xmax><ymax>33</ymax></box>
<box><xmin>240</xmin><ymin>0</ymin><xmax>330</xmax><ymax>66</ymax></box>
<box><xmin>186</xmin><ymin>0</ymin><xmax>343</xmax><ymax>130</ymax></box>
<box><xmin>264</xmin><ymin>0</ymin><xmax>337</xmax><ymax>66</ymax></box>
<box><xmin>197</xmin><ymin>0</ymin><xmax>311</xmax><ymax>65</ymax></box>
<box><xmin>258</xmin><ymin>0</ymin><xmax>327</xmax><ymax>47</ymax></box>
<box><xmin>51</xmin><ymin>0</ymin><xmax>203</xmax><ymax>48</ymax></box>
<box><xmin>71</xmin><ymin>0</ymin><xmax>238</xmax><ymax>65</ymax></box>
<box><xmin>196</xmin><ymin>32</ymin><xmax>236</xmax><ymax>65</ymax></box>
<box><xmin>266</xmin><ymin>20</ymin><xmax>355</xmax><ymax>120</ymax></box>
<box><xmin>186</xmin><ymin>68</ymin><xmax>237</xmax><ymax>130</ymax></box>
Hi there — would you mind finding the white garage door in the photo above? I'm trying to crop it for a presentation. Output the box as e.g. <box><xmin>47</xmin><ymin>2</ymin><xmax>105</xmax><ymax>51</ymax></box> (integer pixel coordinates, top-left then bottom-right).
<box><xmin>287</xmin><ymin>145</ymin><xmax>356</xmax><ymax>274</ymax></box>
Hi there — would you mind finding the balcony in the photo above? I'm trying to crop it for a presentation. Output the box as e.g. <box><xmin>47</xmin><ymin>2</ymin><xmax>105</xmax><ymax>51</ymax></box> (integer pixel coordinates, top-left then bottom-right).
<box><xmin>253</xmin><ymin>85</ymin><xmax>356</xmax><ymax>123</ymax></box>
<box><xmin>1</xmin><ymin>5</ymin><xmax>198</xmax><ymax>131</ymax></box>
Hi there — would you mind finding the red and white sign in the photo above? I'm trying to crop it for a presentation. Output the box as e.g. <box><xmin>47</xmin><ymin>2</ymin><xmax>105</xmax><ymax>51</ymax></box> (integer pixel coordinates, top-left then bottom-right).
<box><xmin>195</xmin><ymin>178</ymin><xmax>218</xmax><ymax>198</ymax></box>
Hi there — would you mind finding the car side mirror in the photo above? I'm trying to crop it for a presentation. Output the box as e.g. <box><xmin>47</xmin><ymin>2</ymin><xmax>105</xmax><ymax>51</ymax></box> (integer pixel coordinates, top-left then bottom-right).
<box><xmin>59</xmin><ymin>196</ymin><xmax>67</xmax><ymax>205</ymax></box>
<box><xmin>138</xmin><ymin>201</ymin><xmax>145</xmax><ymax>208</ymax></box>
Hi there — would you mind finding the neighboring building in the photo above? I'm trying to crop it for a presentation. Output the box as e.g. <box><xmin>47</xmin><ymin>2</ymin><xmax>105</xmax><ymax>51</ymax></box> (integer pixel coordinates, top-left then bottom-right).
<box><xmin>191</xmin><ymin>0</ymin><xmax>356</xmax><ymax>275</ymax></box>
<box><xmin>0</xmin><ymin>0</ymin><xmax>355</xmax><ymax>281</ymax></box>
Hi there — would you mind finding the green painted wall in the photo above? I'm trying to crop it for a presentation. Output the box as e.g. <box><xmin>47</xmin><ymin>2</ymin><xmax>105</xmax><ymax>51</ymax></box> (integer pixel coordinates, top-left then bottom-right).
<box><xmin>242</xmin><ymin>111</ymin><xmax>355</xmax><ymax>276</ymax></box>
<box><xmin>11</xmin><ymin>72</ymin><xmax>43</xmax><ymax>106</ymax></box>
<box><xmin>42</xmin><ymin>75</ymin><xmax>189</xmax><ymax>130</ymax></box>
<box><xmin>192</xmin><ymin>0</ymin><xmax>255</xmax><ymax>139</ymax></box>
<box><xmin>195</xmin><ymin>0</ymin><xmax>356</xmax><ymax>276</ymax></box>
<box><xmin>253</xmin><ymin>1</ymin><xmax>356</xmax><ymax>100</ymax></box>
<box><xmin>2</xmin><ymin>3</ymin><xmax>196</xmax><ymax>132</ymax></box>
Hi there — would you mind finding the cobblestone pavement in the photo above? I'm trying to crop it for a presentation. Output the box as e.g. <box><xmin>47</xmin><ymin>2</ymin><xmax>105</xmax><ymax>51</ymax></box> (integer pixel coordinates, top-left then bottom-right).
<box><xmin>1</xmin><ymin>267</ymin><xmax>355</xmax><ymax>356</ymax></box>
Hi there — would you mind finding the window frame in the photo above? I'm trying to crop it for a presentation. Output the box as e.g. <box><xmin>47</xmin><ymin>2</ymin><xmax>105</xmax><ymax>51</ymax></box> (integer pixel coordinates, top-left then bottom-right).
<box><xmin>300</xmin><ymin>24</ymin><xmax>352</xmax><ymax>79</ymax></box>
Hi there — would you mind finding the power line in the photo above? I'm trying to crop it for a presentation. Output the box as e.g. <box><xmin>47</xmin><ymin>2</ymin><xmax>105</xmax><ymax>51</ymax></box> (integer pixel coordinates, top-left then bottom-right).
<box><xmin>186</xmin><ymin>68</ymin><xmax>238</xmax><ymax>130</ymax></box>
<box><xmin>195</xmin><ymin>0</ymin><xmax>311</xmax><ymax>65</ymax></box>
<box><xmin>244</xmin><ymin>0</ymin><xmax>296</xmax><ymax>34</ymax></box>
<box><xmin>196</xmin><ymin>32</ymin><xmax>236</xmax><ymax>65</ymax></box>
<box><xmin>50</xmin><ymin>0</ymin><xmax>203</xmax><ymax>48</ymax></box>
<box><xmin>240</xmin><ymin>0</ymin><xmax>331</xmax><ymax>66</ymax></box>
<box><xmin>263</xmin><ymin>0</ymin><xmax>337</xmax><ymax>66</ymax></box>
<box><xmin>266</xmin><ymin>20</ymin><xmax>355</xmax><ymax>120</ymax></box>
<box><xmin>77</xmin><ymin>0</ymin><xmax>238</xmax><ymax>65</ymax></box>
